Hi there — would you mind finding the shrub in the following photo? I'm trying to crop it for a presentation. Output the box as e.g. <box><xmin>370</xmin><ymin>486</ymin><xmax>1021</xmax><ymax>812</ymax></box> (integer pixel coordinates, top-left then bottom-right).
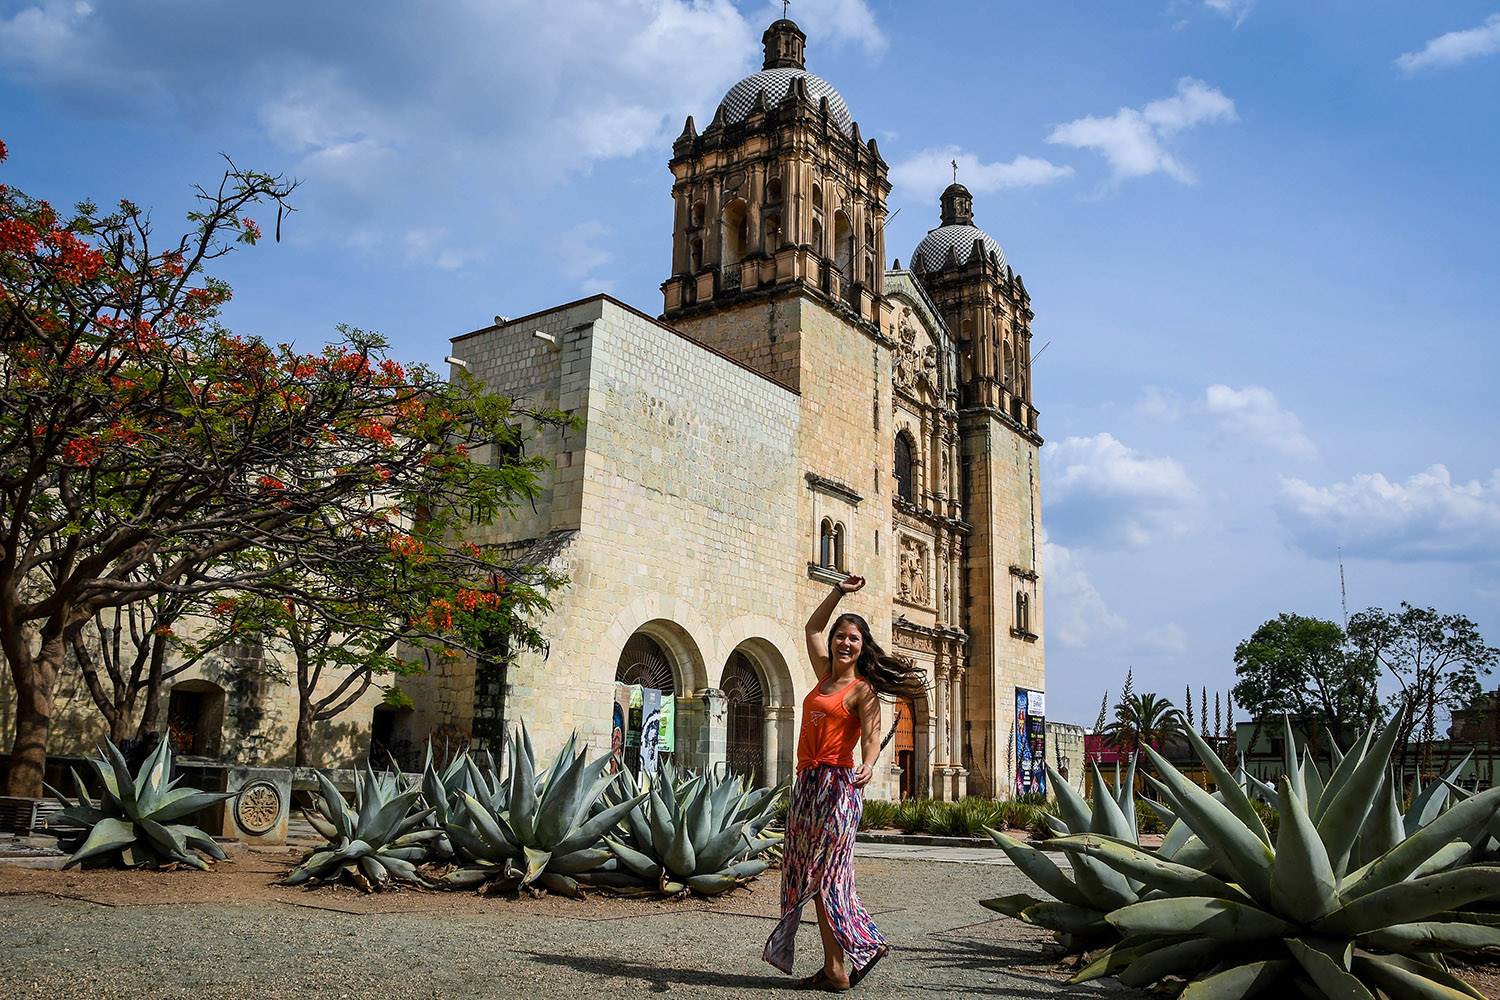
<box><xmin>859</xmin><ymin>799</ymin><xmax>898</xmax><ymax>830</ymax></box>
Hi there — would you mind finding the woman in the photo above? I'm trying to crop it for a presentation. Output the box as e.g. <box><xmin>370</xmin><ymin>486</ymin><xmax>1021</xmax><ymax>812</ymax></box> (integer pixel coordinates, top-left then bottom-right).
<box><xmin>763</xmin><ymin>573</ymin><xmax>927</xmax><ymax>991</ymax></box>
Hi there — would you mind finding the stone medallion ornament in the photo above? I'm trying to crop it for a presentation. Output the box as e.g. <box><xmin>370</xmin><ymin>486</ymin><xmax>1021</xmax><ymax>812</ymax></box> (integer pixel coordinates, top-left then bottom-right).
<box><xmin>235</xmin><ymin>779</ymin><xmax>283</xmax><ymax>836</ymax></box>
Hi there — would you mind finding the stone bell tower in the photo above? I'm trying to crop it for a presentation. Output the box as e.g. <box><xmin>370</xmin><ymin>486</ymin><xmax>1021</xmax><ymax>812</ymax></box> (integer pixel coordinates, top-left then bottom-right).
<box><xmin>660</xmin><ymin>17</ymin><xmax>891</xmax><ymax>389</ymax></box>
<box><xmin>912</xmin><ymin>187</ymin><xmax>1046</xmax><ymax>798</ymax></box>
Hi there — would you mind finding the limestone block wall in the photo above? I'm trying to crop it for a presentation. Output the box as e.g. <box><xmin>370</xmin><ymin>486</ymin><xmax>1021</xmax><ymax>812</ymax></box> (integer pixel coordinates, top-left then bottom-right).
<box><xmin>960</xmin><ymin>414</ymin><xmax>1047</xmax><ymax>798</ymax></box>
<box><xmin>6</xmin><ymin>617</ymin><xmax>387</xmax><ymax>769</ymax></box>
<box><xmin>433</xmin><ymin>296</ymin><xmax>812</xmax><ymax>783</ymax></box>
<box><xmin>790</xmin><ymin>297</ymin><xmax>906</xmax><ymax>801</ymax></box>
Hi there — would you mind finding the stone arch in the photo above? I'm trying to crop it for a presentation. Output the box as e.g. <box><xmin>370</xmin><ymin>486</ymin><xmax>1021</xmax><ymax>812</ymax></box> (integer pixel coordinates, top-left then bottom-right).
<box><xmin>833</xmin><ymin>209</ymin><xmax>853</xmax><ymax>285</ymax></box>
<box><xmin>721</xmin><ymin>198</ymin><xmax>750</xmax><ymax>267</ymax></box>
<box><xmin>719</xmin><ymin>633</ymin><xmax>799</xmax><ymax>785</ymax></box>
<box><xmin>894</xmin><ymin>429</ymin><xmax>917</xmax><ymax>503</ymax></box>
<box><xmin>892</xmin><ymin>686</ymin><xmax>932</xmax><ymax>800</ymax></box>
<box><xmin>614</xmin><ymin>617</ymin><xmax>707</xmax><ymax>697</ymax></box>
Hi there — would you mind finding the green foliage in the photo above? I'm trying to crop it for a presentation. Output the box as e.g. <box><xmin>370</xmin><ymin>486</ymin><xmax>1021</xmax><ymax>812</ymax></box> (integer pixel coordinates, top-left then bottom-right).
<box><xmin>582</xmin><ymin>760</ymin><xmax>784</xmax><ymax>897</ymax></box>
<box><xmin>438</xmin><ymin>723</ymin><xmax>643</xmax><ymax>898</ymax></box>
<box><xmin>1231</xmin><ymin>612</ymin><xmax>1382</xmax><ymax>750</ymax></box>
<box><xmin>859</xmin><ymin>798</ymin><xmax>898</xmax><ymax>831</ymax></box>
<box><xmin>284</xmin><ymin>762</ymin><xmax>443</xmax><ymax>891</ymax></box>
<box><xmin>1009</xmin><ymin>708</ymin><xmax>1500</xmax><ymax>997</ymax></box>
<box><xmin>1103</xmin><ymin>692</ymin><xmax>1181</xmax><ymax>753</ymax></box>
<box><xmin>47</xmin><ymin>738</ymin><xmax>232</xmax><ymax>870</ymax></box>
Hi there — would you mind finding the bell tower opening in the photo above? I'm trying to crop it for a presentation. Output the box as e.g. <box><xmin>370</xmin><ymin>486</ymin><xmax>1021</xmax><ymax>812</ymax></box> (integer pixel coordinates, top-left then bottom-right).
<box><xmin>659</xmin><ymin>16</ymin><xmax>892</xmax><ymax>388</ymax></box>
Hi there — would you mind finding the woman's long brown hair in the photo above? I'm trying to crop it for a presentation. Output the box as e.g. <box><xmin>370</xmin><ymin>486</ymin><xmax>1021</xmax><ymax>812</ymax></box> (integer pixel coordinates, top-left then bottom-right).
<box><xmin>829</xmin><ymin>613</ymin><xmax>928</xmax><ymax>699</ymax></box>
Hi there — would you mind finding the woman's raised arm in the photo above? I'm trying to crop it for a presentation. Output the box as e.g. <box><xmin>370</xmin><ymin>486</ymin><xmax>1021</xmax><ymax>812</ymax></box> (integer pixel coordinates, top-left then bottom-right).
<box><xmin>805</xmin><ymin>574</ymin><xmax>865</xmax><ymax>679</ymax></box>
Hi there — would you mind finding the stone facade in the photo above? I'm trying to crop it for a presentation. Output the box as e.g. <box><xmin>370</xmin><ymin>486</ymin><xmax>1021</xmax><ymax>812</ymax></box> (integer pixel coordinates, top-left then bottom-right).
<box><xmin>403</xmin><ymin>17</ymin><xmax>1051</xmax><ymax>800</ymax></box>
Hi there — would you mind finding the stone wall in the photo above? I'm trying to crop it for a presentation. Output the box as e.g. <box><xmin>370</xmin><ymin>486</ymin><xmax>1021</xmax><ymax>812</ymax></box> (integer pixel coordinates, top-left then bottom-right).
<box><xmin>431</xmin><ymin>297</ymin><xmax>810</xmax><ymax>784</ymax></box>
<box><xmin>960</xmin><ymin>414</ymin><xmax>1047</xmax><ymax>798</ymax></box>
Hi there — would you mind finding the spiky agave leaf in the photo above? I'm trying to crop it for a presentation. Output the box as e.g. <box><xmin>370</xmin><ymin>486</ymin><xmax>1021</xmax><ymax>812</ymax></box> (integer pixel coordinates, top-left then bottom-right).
<box><xmin>1045</xmin><ymin>714</ymin><xmax>1500</xmax><ymax>998</ymax></box>
<box><xmin>284</xmin><ymin>765</ymin><xmax>437</xmax><ymax>892</ymax></box>
<box><xmin>593</xmin><ymin>764</ymin><xmax>783</xmax><ymax>898</ymax></box>
<box><xmin>47</xmin><ymin>739</ymin><xmax>232</xmax><ymax>870</ymax></box>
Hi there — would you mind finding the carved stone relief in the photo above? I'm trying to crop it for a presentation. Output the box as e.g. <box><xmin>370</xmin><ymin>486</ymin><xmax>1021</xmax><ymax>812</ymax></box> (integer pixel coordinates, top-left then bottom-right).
<box><xmin>892</xmin><ymin>310</ymin><xmax>937</xmax><ymax>395</ymax></box>
<box><xmin>897</xmin><ymin>535</ymin><xmax>929</xmax><ymax>605</ymax></box>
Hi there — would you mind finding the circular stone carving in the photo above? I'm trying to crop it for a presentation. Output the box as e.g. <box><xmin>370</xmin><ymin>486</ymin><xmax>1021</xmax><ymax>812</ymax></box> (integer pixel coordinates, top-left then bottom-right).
<box><xmin>235</xmin><ymin>779</ymin><xmax>283</xmax><ymax>836</ymax></box>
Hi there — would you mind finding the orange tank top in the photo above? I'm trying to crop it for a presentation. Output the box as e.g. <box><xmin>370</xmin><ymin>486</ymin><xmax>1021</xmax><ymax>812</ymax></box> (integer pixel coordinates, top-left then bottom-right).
<box><xmin>797</xmin><ymin>677</ymin><xmax>862</xmax><ymax>771</ymax></box>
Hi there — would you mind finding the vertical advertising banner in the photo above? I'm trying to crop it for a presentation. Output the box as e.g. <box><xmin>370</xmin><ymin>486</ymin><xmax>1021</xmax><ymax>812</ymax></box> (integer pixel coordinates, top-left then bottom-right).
<box><xmin>610</xmin><ymin>683</ymin><xmax>631</xmax><ymax>773</ymax></box>
<box><xmin>658</xmin><ymin>696</ymin><xmax>675</xmax><ymax>755</ymax></box>
<box><xmin>639</xmin><ymin>687</ymin><xmax>663</xmax><ymax>782</ymax></box>
<box><xmin>1015</xmin><ymin>688</ymin><xmax>1048</xmax><ymax>797</ymax></box>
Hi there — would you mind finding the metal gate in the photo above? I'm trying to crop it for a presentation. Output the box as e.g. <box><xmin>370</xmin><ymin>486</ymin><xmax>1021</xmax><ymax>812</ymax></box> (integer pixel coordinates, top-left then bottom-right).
<box><xmin>723</xmin><ymin>652</ymin><xmax>765</xmax><ymax>781</ymax></box>
<box><xmin>616</xmin><ymin>634</ymin><xmax>675</xmax><ymax>772</ymax></box>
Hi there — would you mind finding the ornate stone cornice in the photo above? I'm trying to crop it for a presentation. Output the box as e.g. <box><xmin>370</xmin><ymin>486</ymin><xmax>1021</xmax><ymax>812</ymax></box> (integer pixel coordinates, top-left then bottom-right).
<box><xmin>805</xmin><ymin>472</ymin><xmax>862</xmax><ymax>506</ymax></box>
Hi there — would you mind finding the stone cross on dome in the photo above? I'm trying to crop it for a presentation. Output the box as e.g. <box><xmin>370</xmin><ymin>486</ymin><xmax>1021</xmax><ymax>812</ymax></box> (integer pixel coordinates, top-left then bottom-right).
<box><xmin>952</xmin><ymin>159</ymin><xmax>958</xmax><ymax>185</ymax></box>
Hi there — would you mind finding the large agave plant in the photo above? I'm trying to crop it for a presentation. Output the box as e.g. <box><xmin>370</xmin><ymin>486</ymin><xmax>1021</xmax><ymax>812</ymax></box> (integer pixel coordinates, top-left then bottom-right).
<box><xmin>441</xmin><ymin>724</ymin><xmax>646</xmax><ymax>897</ymax></box>
<box><xmin>585</xmin><ymin>761</ymin><xmax>784</xmax><ymax>898</ymax></box>
<box><xmin>47</xmin><ymin>738</ymin><xmax>232</xmax><ymax>870</ymax></box>
<box><xmin>1054</xmin><ymin>709</ymin><xmax>1500</xmax><ymax>996</ymax></box>
<box><xmin>284</xmin><ymin>765</ymin><xmax>442</xmax><ymax>891</ymax></box>
<box><xmin>981</xmin><ymin>755</ymin><xmax>1192</xmax><ymax>954</ymax></box>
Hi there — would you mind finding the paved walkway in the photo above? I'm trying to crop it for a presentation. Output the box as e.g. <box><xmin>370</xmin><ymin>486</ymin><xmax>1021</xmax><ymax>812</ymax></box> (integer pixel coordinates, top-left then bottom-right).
<box><xmin>856</xmin><ymin>840</ymin><xmax>1067</xmax><ymax>867</ymax></box>
<box><xmin>0</xmin><ymin>853</ymin><xmax>1120</xmax><ymax>999</ymax></box>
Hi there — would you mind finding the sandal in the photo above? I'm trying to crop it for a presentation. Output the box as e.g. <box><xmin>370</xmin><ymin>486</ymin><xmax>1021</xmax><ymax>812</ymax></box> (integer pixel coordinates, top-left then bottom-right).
<box><xmin>849</xmin><ymin>945</ymin><xmax>890</xmax><ymax>987</ymax></box>
<box><xmin>797</xmin><ymin>969</ymin><xmax>851</xmax><ymax>992</ymax></box>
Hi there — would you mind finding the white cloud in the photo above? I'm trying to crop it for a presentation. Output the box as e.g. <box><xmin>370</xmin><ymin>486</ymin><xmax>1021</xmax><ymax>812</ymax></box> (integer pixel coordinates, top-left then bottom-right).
<box><xmin>1047</xmin><ymin>77</ymin><xmax>1236</xmax><ymax>184</ymax></box>
<box><xmin>889</xmin><ymin>145</ymin><xmax>1073</xmax><ymax>203</ymax></box>
<box><xmin>1139</xmin><ymin>622</ymin><xmax>1189</xmax><ymax>655</ymax></box>
<box><xmin>0</xmin><ymin>1</ymin><xmax>765</xmax><ymax>252</ymax></box>
<box><xmin>1044</xmin><ymin>432</ymin><xmax>1200</xmax><ymax>547</ymax></box>
<box><xmin>1043</xmin><ymin>536</ymin><xmax>1126</xmax><ymax>648</ymax></box>
<box><xmin>403</xmin><ymin>228</ymin><xmax>480</xmax><ymax>272</ymax></box>
<box><xmin>1137</xmin><ymin>386</ymin><xmax>1184</xmax><ymax>420</ymax></box>
<box><xmin>1396</xmin><ymin>14</ymin><xmax>1500</xmax><ymax>73</ymax></box>
<box><xmin>1204</xmin><ymin>384</ymin><xmax>1317</xmax><ymax>459</ymax></box>
<box><xmin>1204</xmin><ymin>0</ymin><xmax>1255</xmax><ymax>27</ymax></box>
<box><xmin>758</xmin><ymin>0</ymin><xmax>886</xmax><ymax>57</ymax></box>
<box><xmin>1278</xmin><ymin>465</ymin><xmax>1500</xmax><ymax>563</ymax></box>
<box><xmin>554</xmin><ymin>221</ymin><xmax>616</xmax><ymax>292</ymax></box>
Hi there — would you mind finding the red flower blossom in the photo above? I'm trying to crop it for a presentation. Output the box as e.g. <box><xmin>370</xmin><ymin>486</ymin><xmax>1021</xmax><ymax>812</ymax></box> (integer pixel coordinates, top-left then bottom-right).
<box><xmin>0</xmin><ymin>219</ymin><xmax>38</xmax><ymax>255</ymax></box>
<box><xmin>257</xmin><ymin>474</ymin><xmax>286</xmax><ymax>491</ymax></box>
<box><xmin>62</xmin><ymin>437</ymin><xmax>102</xmax><ymax>466</ymax></box>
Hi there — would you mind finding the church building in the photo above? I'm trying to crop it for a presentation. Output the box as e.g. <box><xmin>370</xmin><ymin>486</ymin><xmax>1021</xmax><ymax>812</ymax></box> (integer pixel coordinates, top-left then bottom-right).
<box><xmin>409</xmin><ymin>18</ymin><xmax>1047</xmax><ymax>800</ymax></box>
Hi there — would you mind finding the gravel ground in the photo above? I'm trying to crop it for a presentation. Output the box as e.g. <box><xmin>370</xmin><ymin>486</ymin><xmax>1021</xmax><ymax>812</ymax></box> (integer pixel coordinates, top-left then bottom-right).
<box><xmin>0</xmin><ymin>853</ymin><xmax>1132</xmax><ymax>999</ymax></box>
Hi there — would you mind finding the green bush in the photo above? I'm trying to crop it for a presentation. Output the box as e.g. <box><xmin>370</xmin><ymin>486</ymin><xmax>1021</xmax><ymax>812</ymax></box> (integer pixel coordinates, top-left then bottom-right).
<box><xmin>859</xmin><ymin>799</ymin><xmax>898</xmax><ymax>830</ymax></box>
<box><xmin>893</xmin><ymin>797</ymin><xmax>932</xmax><ymax>833</ymax></box>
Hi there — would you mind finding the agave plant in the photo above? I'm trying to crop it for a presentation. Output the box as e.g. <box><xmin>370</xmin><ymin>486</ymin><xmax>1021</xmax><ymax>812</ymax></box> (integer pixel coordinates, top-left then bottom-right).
<box><xmin>284</xmin><ymin>765</ymin><xmax>441</xmax><ymax>891</ymax></box>
<box><xmin>441</xmin><ymin>724</ymin><xmax>646</xmax><ymax>897</ymax></box>
<box><xmin>414</xmin><ymin>743</ymin><xmax>486</xmax><ymax>860</ymax></box>
<box><xmin>980</xmin><ymin>754</ymin><xmax>1193</xmax><ymax>954</ymax></box>
<box><xmin>47</xmin><ymin>738</ymin><xmax>232</xmax><ymax>870</ymax></box>
<box><xmin>1052</xmin><ymin>708</ymin><xmax>1500</xmax><ymax>996</ymax></box>
<box><xmin>585</xmin><ymin>762</ymin><xmax>784</xmax><ymax>897</ymax></box>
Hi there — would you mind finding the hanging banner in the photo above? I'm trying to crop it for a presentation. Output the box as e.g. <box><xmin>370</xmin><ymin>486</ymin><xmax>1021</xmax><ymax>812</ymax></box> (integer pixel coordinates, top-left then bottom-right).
<box><xmin>639</xmin><ymin>687</ymin><xmax>663</xmax><ymax>781</ymax></box>
<box><xmin>1015</xmin><ymin>688</ymin><xmax>1048</xmax><ymax>797</ymax></box>
<box><xmin>659</xmin><ymin>695</ymin><xmax>676</xmax><ymax>754</ymax></box>
<box><xmin>625</xmin><ymin>685</ymin><xmax>644</xmax><ymax>748</ymax></box>
<box><xmin>610</xmin><ymin>683</ymin><xmax>631</xmax><ymax>773</ymax></box>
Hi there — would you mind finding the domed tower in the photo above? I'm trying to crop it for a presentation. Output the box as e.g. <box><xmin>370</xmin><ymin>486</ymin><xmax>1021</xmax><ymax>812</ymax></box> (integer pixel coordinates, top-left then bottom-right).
<box><xmin>912</xmin><ymin>185</ymin><xmax>1036</xmax><ymax>429</ymax></box>
<box><xmin>911</xmin><ymin>184</ymin><xmax>1045</xmax><ymax>800</ymax></box>
<box><xmin>661</xmin><ymin>17</ymin><xmax>891</xmax><ymax>388</ymax></box>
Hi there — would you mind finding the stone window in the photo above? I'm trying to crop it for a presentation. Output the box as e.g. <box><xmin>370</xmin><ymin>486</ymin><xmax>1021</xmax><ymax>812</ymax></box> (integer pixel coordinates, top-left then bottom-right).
<box><xmin>811</xmin><ymin>182</ymin><xmax>824</xmax><ymax>214</ymax></box>
<box><xmin>766</xmin><ymin>177</ymin><xmax>783</xmax><ymax>204</ymax></box>
<box><xmin>689</xmin><ymin>237</ymin><xmax>704</xmax><ymax>273</ymax></box>
<box><xmin>819</xmin><ymin>518</ymin><xmax>835</xmax><ymax>568</ymax></box>
<box><xmin>690</xmin><ymin>201</ymin><xmax>706</xmax><ymax>228</ymax></box>
<box><xmin>833</xmin><ymin>210</ymin><xmax>853</xmax><ymax>285</ymax></box>
<box><xmin>894</xmin><ymin>432</ymin><xmax>915</xmax><ymax>503</ymax></box>
<box><xmin>833</xmin><ymin>522</ymin><xmax>846</xmax><ymax>571</ymax></box>
<box><xmin>1016</xmin><ymin>591</ymin><xmax>1031</xmax><ymax>634</ymax></box>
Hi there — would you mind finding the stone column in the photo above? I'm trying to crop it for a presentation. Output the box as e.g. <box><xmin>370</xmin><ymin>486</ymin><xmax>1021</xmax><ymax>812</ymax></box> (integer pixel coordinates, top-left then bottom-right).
<box><xmin>933</xmin><ymin>663</ymin><xmax>950</xmax><ymax>767</ymax></box>
<box><xmin>950</xmin><ymin>666</ymin><xmax>965</xmax><ymax>773</ymax></box>
<box><xmin>761</xmin><ymin>705</ymin><xmax>784</xmax><ymax>786</ymax></box>
<box><xmin>697</xmin><ymin>687</ymin><xmax>728</xmax><ymax>777</ymax></box>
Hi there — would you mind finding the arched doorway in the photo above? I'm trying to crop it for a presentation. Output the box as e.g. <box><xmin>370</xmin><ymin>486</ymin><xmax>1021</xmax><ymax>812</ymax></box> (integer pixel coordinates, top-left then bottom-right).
<box><xmin>722</xmin><ymin>651</ymin><xmax>765</xmax><ymax>780</ymax></box>
<box><xmin>894</xmin><ymin>696</ymin><xmax>918</xmax><ymax>799</ymax></box>
<box><xmin>616</xmin><ymin>633</ymin><xmax>676</xmax><ymax>774</ymax></box>
<box><xmin>166</xmin><ymin>679</ymin><xmax>225</xmax><ymax>758</ymax></box>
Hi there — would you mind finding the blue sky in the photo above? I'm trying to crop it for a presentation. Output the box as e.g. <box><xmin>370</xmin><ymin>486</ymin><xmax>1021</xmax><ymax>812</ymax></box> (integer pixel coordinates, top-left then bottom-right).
<box><xmin>3</xmin><ymin>1</ymin><xmax>1497</xmax><ymax>728</ymax></box>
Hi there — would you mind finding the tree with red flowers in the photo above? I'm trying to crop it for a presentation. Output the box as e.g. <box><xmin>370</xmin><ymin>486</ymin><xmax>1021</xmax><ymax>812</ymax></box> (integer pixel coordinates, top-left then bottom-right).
<box><xmin>0</xmin><ymin>138</ymin><xmax>568</xmax><ymax>795</ymax></box>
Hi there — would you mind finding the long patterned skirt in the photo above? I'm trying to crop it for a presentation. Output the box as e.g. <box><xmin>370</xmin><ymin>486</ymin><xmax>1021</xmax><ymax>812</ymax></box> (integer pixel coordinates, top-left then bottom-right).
<box><xmin>762</xmin><ymin>764</ymin><xmax>888</xmax><ymax>974</ymax></box>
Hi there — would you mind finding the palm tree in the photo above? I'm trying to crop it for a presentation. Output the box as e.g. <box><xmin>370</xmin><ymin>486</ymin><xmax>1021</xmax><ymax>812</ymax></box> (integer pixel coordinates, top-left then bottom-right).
<box><xmin>1103</xmin><ymin>691</ymin><xmax>1183</xmax><ymax>755</ymax></box>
